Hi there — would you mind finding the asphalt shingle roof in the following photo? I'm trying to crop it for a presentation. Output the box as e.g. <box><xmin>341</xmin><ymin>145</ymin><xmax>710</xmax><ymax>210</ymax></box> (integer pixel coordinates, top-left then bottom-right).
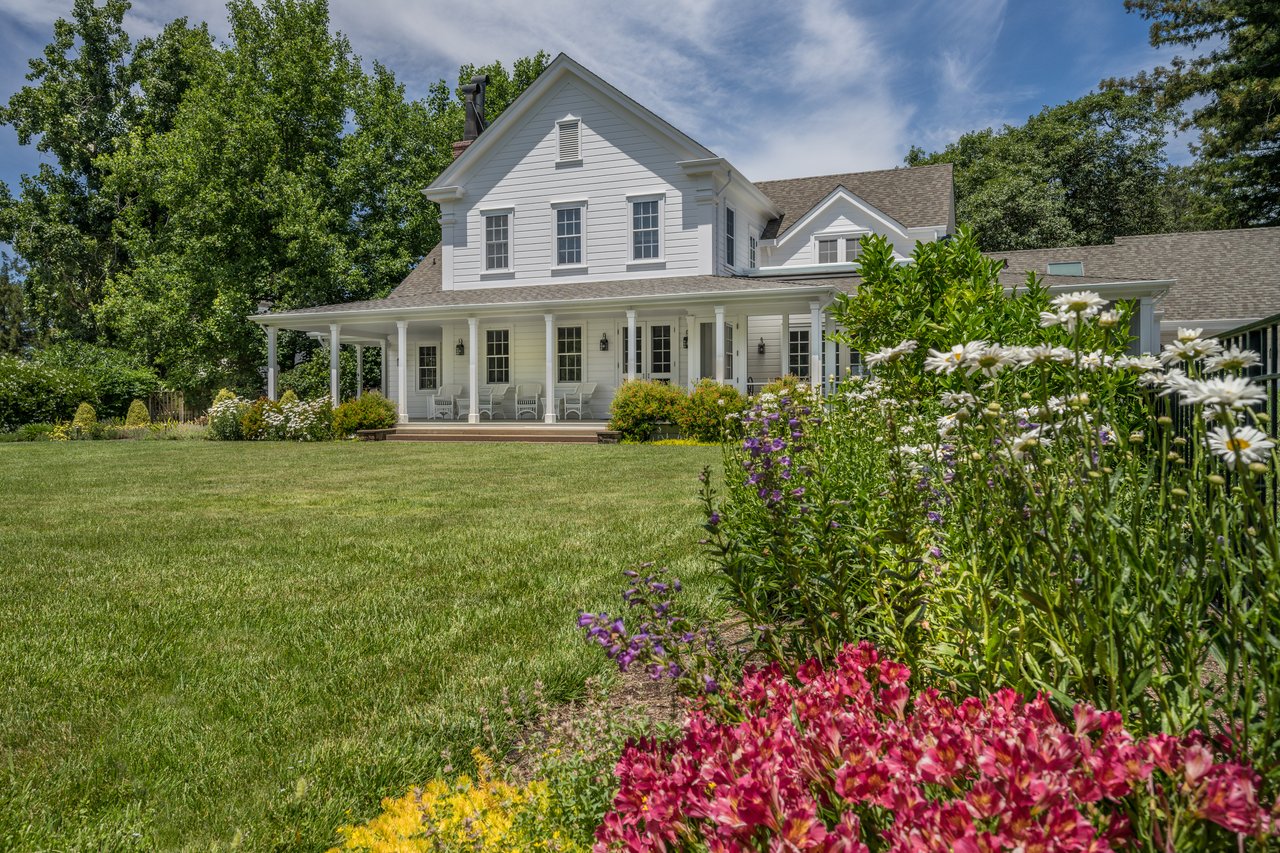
<box><xmin>754</xmin><ymin>164</ymin><xmax>955</xmax><ymax>239</ymax></box>
<box><xmin>990</xmin><ymin>228</ymin><xmax>1280</xmax><ymax>323</ymax></box>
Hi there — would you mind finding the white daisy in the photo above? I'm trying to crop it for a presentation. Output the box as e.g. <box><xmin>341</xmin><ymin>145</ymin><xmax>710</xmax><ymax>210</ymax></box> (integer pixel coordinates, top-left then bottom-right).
<box><xmin>865</xmin><ymin>339</ymin><xmax>918</xmax><ymax>368</ymax></box>
<box><xmin>1050</xmin><ymin>290</ymin><xmax>1107</xmax><ymax>316</ymax></box>
<box><xmin>1207</xmin><ymin>425</ymin><xmax>1275</xmax><ymax>466</ymax></box>
<box><xmin>1181</xmin><ymin>376</ymin><xmax>1269</xmax><ymax>410</ymax></box>
<box><xmin>1177</xmin><ymin>327</ymin><xmax>1204</xmax><ymax>343</ymax></box>
<box><xmin>1115</xmin><ymin>354</ymin><xmax>1162</xmax><ymax>372</ymax></box>
<box><xmin>1204</xmin><ymin>347</ymin><xmax>1262</xmax><ymax>374</ymax></box>
<box><xmin>1098</xmin><ymin>310</ymin><xmax>1121</xmax><ymax>328</ymax></box>
<box><xmin>967</xmin><ymin>344</ymin><xmax>1015</xmax><ymax>377</ymax></box>
<box><xmin>940</xmin><ymin>391</ymin><xmax>976</xmax><ymax>409</ymax></box>
<box><xmin>1018</xmin><ymin>344</ymin><xmax>1057</xmax><ymax>366</ymax></box>
<box><xmin>1079</xmin><ymin>350</ymin><xmax>1106</xmax><ymax>371</ymax></box>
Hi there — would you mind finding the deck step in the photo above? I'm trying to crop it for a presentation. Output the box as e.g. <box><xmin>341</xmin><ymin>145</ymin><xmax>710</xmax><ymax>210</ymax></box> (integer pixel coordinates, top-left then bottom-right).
<box><xmin>385</xmin><ymin>431</ymin><xmax>599</xmax><ymax>444</ymax></box>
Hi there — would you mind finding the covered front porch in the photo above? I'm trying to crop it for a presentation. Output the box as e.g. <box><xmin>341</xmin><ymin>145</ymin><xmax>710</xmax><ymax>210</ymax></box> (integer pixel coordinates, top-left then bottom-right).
<box><xmin>256</xmin><ymin>287</ymin><xmax>847</xmax><ymax>424</ymax></box>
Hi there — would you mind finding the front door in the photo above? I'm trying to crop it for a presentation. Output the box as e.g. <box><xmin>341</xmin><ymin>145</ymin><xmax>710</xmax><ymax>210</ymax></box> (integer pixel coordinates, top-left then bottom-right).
<box><xmin>620</xmin><ymin>322</ymin><xmax>674</xmax><ymax>384</ymax></box>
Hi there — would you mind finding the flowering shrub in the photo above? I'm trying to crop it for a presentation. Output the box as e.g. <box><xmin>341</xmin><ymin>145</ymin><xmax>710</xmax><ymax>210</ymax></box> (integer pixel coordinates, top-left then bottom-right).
<box><xmin>206</xmin><ymin>394</ymin><xmax>331</xmax><ymax>441</ymax></box>
<box><xmin>206</xmin><ymin>395</ymin><xmax>250</xmax><ymax>440</ymax></box>
<box><xmin>239</xmin><ymin>398</ymin><xmax>277</xmax><ymax>439</ymax></box>
<box><xmin>608</xmin><ymin>380</ymin><xmax>687</xmax><ymax>442</ymax></box>
<box><xmin>329</xmin><ymin>749</ymin><xmax>586</xmax><ymax>852</ymax></box>
<box><xmin>332</xmin><ymin>392</ymin><xmax>397</xmax><ymax>437</ymax></box>
<box><xmin>674</xmin><ymin>379</ymin><xmax>747</xmax><ymax>444</ymax></box>
<box><xmin>280</xmin><ymin>394</ymin><xmax>333</xmax><ymax>441</ymax></box>
<box><xmin>579</xmin><ymin>565</ymin><xmax>731</xmax><ymax>698</ymax></box>
<box><xmin>597</xmin><ymin>644</ymin><xmax>1274</xmax><ymax>852</ymax></box>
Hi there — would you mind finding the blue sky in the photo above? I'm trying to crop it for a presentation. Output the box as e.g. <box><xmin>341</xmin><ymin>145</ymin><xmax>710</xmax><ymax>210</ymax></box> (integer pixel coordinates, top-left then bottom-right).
<box><xmin>0</xmin><ymin>0</ymin><xmax>1196</xmax><ymax>191</ymax></box>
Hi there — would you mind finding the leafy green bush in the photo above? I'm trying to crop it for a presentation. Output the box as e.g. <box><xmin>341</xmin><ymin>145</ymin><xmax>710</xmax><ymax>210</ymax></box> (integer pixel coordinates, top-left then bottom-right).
<box><xmin>277</xmin><ymin>389</ymin><xmax>299</xmax><ymax>407</ymax></box>
<box><xmin>71</xmin><ymin>402</ymin><xmax>97</xmax><ymax>431</ymax></box>
<box><xmin>212</xmin><ymin>388</ymin><xmax>237</xmax><ymax>407</ymax></box>
<box><xmin>0</xmin><ymin>355</ymin><xmax>94</xmax><ymax>430</ymax></box>
<box><xmin>332</xmin><ymin>392</ymin><xmax>396</xmax><ymax>437</ymax></box>
<box><xmin>33</xmin><ymin>342</ymin><xmax>159</xmax><ymax>419</ymax></box>
<box><xmin>239</xmin><ymin>398</ymin><xmax>278</xmax><ymax>440</ymax></box>
<box><xmin>607</xmin><ymin>380</ymin><xmax>687</xmax><ymax>442</ymax></box>
<box><xmin>756</xmin><ymin>374</ymin><xmax>812</xmax><ymax>400</ymax></box>
<box><xmin>124</xmin><ymin>399</ymin><xmax>150</xmax><ymax>427</ymax></box>
<box><xmin>675</xmin><ymin>379</ymin><xmax>747</xmax><ymax>443</ymax></box>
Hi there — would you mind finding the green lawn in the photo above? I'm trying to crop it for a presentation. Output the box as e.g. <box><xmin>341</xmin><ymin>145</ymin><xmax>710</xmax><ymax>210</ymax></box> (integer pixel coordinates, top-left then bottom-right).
<box><xmin>0</xmin><ymin>441</ymin><xmax>719</xmax><ymax>851</ymax></box>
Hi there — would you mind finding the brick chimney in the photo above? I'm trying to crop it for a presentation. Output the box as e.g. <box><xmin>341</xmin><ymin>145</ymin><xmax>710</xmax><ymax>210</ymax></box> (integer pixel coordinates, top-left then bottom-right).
<box><xmin>452</xmin><ymin>74</ymin><xmax>490</xmax><ymax>159</ymax></box>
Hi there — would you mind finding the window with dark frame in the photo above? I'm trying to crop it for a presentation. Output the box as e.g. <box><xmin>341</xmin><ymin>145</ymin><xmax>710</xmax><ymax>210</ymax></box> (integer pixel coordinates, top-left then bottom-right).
<box><xmin>651</xmin><ymin>325</ymin><xmax>671</xmax><ymax>374</ymax></box>
<box><xmin>817</xmin><ymin>238</ymin><xmax>838</xmax><ymax>264</ymax></box>
<box><xmin>556</xmin><ymin>206</ymin><xmax>583</xmax><ymax>265</ymax></box>
<box><xmin>725</xmin><ymin>207</ymin><xmax>736</xmax><ymax>266</ymax></box>
<box><xmin>417</xmin><ymin>345</ymin><xmax>438</xmax><ymax>390</ymax></box>
<box><xmin>486</xmin><ymin>329</ymin><xmax>510</xmax><ymax>384</ymax></box>
<box><xmin>484</xmin><ymin>213</ymin><xmax>510</xmax><ymax>270</ymax></box>
<box><xmin>789</xmin><ymin>329</ymin><xmax>810</xmax><ymax>377</ymax></box>
<box><xmin>631</xmin><ymin>199</ymin><xmax>660</xmax><ymax>260</ymax></box>
<box><xmin>557</xmin><ymin>326</ymin><xmax>582</xmax><ymax>383</ymax></box>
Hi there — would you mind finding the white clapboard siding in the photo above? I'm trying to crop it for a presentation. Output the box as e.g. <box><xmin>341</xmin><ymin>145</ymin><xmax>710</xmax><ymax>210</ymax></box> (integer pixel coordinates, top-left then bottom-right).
<box><xmin>449</xmin><ymin>80</ymin><xmax>708</xmax><ymax>287</ymax></box>
<box><xmin>765</xmin><ymin>198</ymin><xmax>914</xmax><ymax>268</ymax></box>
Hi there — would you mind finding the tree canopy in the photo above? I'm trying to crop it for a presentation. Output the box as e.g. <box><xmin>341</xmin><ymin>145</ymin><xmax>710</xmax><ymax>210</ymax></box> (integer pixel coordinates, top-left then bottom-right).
<box><xmin>0</xmin><ymin>0</ymin><xmax>548</xmax><ymax>394</ymax></box>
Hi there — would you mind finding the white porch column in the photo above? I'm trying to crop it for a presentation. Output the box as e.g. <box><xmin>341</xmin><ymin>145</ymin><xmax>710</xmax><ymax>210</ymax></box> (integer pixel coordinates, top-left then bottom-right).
<box><xmin>673</xmin><ymin>317</ymin><xmax>683</xmax><ymax>386</ymax></box>
<box><xmin>396</xmin><ymin>321</ymin><xmax>409</xmax><ymax>423</ymax></box>
<box><xmin>824</xmin><ymin>328</ymin><xmax>837</xmax><ymax>393</ymax></box>
<box><xmin>467</xmin><ymin>317</ymin><xmax>479</xmax><ymax>424</ymax></box>
<box><xmin>809</xmin><ymin>301</ymin><xmax>823</xmax><ymax>390</ymax></box>
<box><xmin>329</xmin><ymin>323</ymin><xmax>341</xmax><ymax>403</ymax></box>
<box><xmin>544</xmin><ymin>313</ymin><xmax>557</xmax><ymax>423</ymax></box>
<box><xmin>779</xmin><ymin>312</ymin><xmax>790</xmax><ymax>378</ymax></box>
<box><xmin>688</xmin><ymin>314</ymin><xmax>701</xmax><ymax>387</ymax></box>
<box><xmin>265</xmin><ymin>325</ymin><xmax>278</xmax><ymax>401</ymax></box>
<box><xmin>355</xmin><ymin>346</ymin><xmax>363</xmax><ymax>399</ymax></box>
<box><xmin>714</xmin><ymin>305</ymin><xmax>726</xmax><ymax>383</ymax></box>
<box><xmin>625</xmin><ymin>309</ymin><xmax>637</xmax><ymax>381</ymax></box>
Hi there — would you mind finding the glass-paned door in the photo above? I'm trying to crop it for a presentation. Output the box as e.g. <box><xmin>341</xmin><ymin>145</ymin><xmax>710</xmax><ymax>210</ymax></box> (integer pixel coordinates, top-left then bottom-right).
<box><xmin>697</xmin><ymin>321</ymin><xmax>736</xmax><ymax>382</ymax></box>
<box><xmin>620</xmin><ymin>322</ymin><xmax>675</xmax><ymax>383</ymax></box>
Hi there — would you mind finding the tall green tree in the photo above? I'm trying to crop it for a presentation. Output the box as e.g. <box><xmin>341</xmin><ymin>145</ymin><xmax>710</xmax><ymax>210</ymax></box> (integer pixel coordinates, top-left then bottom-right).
<box><xmin>0</xmin><ymin>255</ymin><xmax>30</xmax><ymax>354</ymax></box>
<box><xmin>1113</xmin><ymin>0</ymin><xmax>1280</xmax><ymax>226</ymax></box>
<box><xmin>908</xmin><ymin>89</ymin><xmax>1180</xmax><ymax>251</ymax></box>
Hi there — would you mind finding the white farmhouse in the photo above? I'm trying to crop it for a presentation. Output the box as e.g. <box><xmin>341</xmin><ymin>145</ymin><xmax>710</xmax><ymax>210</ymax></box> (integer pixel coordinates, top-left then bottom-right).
<box><xmin>253</xmin><ymin>54</ymin><xmax>1170</xmax><ymax>425</ymax></box>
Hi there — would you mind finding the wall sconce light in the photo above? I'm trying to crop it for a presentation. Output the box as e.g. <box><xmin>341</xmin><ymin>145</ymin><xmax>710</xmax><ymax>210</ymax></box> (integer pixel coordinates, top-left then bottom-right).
<box><xmin>757</xmin><ymin>337</ymin><xmax>766</xmax><ymax>355</ymax></box>
<box><xmin>256</xmin><ymin>299</ymin><xmax>275</xmax><ymax>314</ymax></box>
<box><xmin>599</xmin><ymin>332</ymin><xmax>609</xmax><ymax>352</ymax></box>
<box><xmin>682</xmin><ymin>333</ymin><xmax>688</xmax><ymax>349</ymax></box>
<box><xmin>455</xmin><ymin>338</ymin><xmax>465</xmax><ymax>356</ymax></box>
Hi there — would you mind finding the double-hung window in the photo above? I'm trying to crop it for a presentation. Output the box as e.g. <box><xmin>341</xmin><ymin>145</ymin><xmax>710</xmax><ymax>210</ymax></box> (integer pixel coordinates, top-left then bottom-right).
<box><xmin>749</xmin><ymin>234</ymin><xmax>758</xmax><ymax>268</ymax></box>
<box><xmin>845</xmin><ymin>237</ymin><xmax>861</xmax><ymax>263</ymax></box>
<box><xmin>817</xmin><ymin>238</ymin><xmax>839</xmax><ymax>264</ymax></box>
<box><xmin>651</xmin><ymin>325</ymin><xmax>672</xmax><ymax>374</ymax></box>
<box><xmin>725</xmin><ymin>207</ymin><xmax>736</xmax><ymax>266</ymax></box>
<box><xmin>417</xmin><ymin>346</ymin><xmax>438</xmax><ymax>390</ymax></box>
<box><xmin>631</xmin><ymin>198</ymin><xmax>661</xmax><ymax>260</ymax></box>
<box><xmin>484</xmin><ymin>212</ymin><xmax>510</xmax><ymax>271</ymax></box>
<box><xmin>789</xmin><ymin>329</ymin><xmax>810</xmax><ymax>377</ymax></box>
<box><xmin>486</xmin><ymin>330</ymin><xmax>510</xmax><ymax>384</ymax></box>
<box><xmin>557</xmin><ymin>326</ymin><xmax>582</xmax><ymax>383</ymax></box>
<box><xmin>555</xmin><ymin>205</ymin><xmax>583</xmax><ymax>266</ymax></box>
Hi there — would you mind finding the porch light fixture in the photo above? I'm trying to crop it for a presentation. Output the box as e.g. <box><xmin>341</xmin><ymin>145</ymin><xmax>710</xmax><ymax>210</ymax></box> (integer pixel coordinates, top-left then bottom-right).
<box><xmin>599</xmin><ymin>332</ymin><xmax>609</xmax><ymax>352</ymax></box>
<box><xmin>455</xmin><ymin>338</ymin><xmax>465</xmax><ymax>356</ymax></box>
<box><xmin>757</xmin><ymin>336</ymin><xmax>766</xmax><ymax>355</ymax></box>
<box><xmin>256</xmin><ymin>299</ymin><xmax>274</xmax><ymax>314</ymax></box>
<box><xmin>682</xmin><ymin>333</ymin><xmax>688</xmax><ymax>349</ymax></box>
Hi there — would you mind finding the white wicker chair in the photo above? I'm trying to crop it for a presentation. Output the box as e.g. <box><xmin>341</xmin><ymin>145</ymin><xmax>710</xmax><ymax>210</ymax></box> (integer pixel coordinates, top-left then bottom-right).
<box><xmin>514</xmin><ymin>383</ymin><xmax>542</xmax><ymax>420</ymax></box>
<box><xmin>561</xmin><ymin>382</ymin><xmax>596</xmax><ymax>420</ymax></box>
<box><xmin>478</xmin><ymin>384</ymin><xmax>509</xmax><ymax>419</ymax></box>
<box><xmin>428</xmin><ymin>384</ymin><xmax>461</xmax><ymax>419</ymax></box>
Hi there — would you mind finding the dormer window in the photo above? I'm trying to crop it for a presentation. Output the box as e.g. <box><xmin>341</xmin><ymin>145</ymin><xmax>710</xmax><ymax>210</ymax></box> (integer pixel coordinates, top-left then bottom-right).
<box><xmin>846</xmin><ymin>238</ymin><xmax>860</xmax><ymax>263</ymax></box>
<box><xmin>749</xmin><ymin>234</ymin><xmax>758</xmax><ymax>269</ymax></box>
<box><xmin>817</xmin><ymin>238</ymin><xmax>838</xmax><ymax>264</ymax></box>
<box><xmin>557</xmin><ymin>119</ymin><xmax>581</xmax><ymax>164</ymax></box>
<box><xmin>725</xmin><ymin>207</ymin><xmax>736</xmax><ymax>266</ymax></box>
<box><xmin>1047</xmin><ymin>261</ymin><xmax>1084</xmax><ymax>276</ymax></box>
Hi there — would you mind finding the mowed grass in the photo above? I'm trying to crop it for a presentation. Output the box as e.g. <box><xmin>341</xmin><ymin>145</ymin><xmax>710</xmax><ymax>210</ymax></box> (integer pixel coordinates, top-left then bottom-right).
<box><xmin>0</xmin><ymin>441</ymin><xmax>720</xmax><ymax>851</ymax></box>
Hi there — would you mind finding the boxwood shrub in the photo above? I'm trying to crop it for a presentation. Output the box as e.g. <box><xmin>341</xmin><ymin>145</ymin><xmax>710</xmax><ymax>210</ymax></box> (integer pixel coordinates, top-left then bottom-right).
<box><xmin>332</xmin><ymin>392</ymin><xmax>397</xmax><ymax>437</ymax></box>
<box><xmin>608</xmin><ymin>379</ymin><xmax>688</xmax><ymax>443</ymax></box>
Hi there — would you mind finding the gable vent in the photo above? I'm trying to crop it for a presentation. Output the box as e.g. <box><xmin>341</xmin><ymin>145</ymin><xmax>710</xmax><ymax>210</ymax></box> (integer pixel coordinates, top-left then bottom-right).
<box><xmin>558</xmin><ymin>119</ymin><xmax>581</xmax><ymax>162</ymax></box>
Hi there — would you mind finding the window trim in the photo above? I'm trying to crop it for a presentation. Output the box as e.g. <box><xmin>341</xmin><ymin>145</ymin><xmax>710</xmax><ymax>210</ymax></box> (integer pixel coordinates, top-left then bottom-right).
<box><xmin>627</xmin><ymin>193</ymin><xmax>664</xmax><ymax>264</ymax></box>
<box><xmin>480</xmin><ymin>207</ymin><xmax>513</xmax><ymax>274</ymax></box>
<box><xmin>485</xmin><ymin>328</ymin><xmax>511</xmax><ymax>385</ymax></box>
<box><xmin>557</xmin><ymin>326</ymin><xmax>583</xmax><ymax>383</ymax></box>
<box><xmin>814</xmin><ymin>231</ymin><xmax>868</xmax><ymax>265</ymax></box>
<box><xmin>748</xmin><ymin>233</ymin><xmax>758</xmax><ymax>269</ymax></box>
<box><xmin>555</xmin><ymin>117</ymin><xmax>582</xmax><ymax>166</ymax></box>
<box><xmin>550</xmin><ymin>199</ymin><xmax>588</xmax><ymax>270</ymax></box>
<box><xmin>724</xmin><ymin>206</ymin><xmax>736</xmax><ymax>268</ymax></box>
<box><xmin>417</xmin><ymin>345</ymin><xmax>438</xmax><ymax>391</ymax></box>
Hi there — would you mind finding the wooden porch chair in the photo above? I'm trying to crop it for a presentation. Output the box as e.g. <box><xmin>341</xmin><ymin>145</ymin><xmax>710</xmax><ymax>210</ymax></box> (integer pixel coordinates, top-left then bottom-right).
<box><xmin>514</xmin><ymin>383</ymin><xmax>542</xmax><ymax>420</ymax></box>
<box><xmin>478</xmin><ymin>384</ymin><xmax>509</xmax><ymax>419</ymax></box>
<box><xmin>429</xmin><ymin>384</ymin><xmax>461</xmax><ymax>419</ymax></box>
<box><xmin>561</xmin><ymin>382</ymin><xmax>596</xmax><ymax>420</ymax></box>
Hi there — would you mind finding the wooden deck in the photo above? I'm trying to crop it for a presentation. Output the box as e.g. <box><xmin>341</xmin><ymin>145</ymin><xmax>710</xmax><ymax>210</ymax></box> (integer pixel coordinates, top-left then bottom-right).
<box><xmin>359</xmin><ymin>421</ymin><xmax>617</xmax><ymax>444</ymax></box>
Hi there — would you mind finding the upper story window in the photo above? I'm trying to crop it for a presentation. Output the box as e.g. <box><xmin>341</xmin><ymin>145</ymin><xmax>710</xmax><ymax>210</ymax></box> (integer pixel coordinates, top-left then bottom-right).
<box><xmin>846</xmin><ymin>238</ymin><xmax>861</xmax><ymax>263</ymax></box>
<box><xmin>725</xmin><ymin>207</ymin><xmax>736</xmax><ymax>267</ymax></box>
<box><xmin>555</xmin><ymin>205</ymin><xmax>584</xmax><ymax>266</ymax></box>
<box><xmin>749</xmin><ymin>234</ymin><xmax>758</xmax><ymax>269</ymax></box>
<box><xmin>631</xmin><ymin>199</ymin><xmax>661</xmax><ymax>260</ymax></box>
<box><xmin>557</xmin><ymin>119</ymin><xmax>581</xmax><ymax>164</ymax></box>
<box><xmin>484</xmin><ymin>212</ymin><xmax>510</xmax><ymax>271</ymax></box>
<box><xmin>817</xmin><ymin>238</ymin><xmax>838</xmax><ymax>264</ymax></box>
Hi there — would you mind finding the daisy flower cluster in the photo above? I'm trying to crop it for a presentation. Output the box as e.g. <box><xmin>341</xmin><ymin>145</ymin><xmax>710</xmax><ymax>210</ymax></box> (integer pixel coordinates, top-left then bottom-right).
<box><xmin>597</xmin><ymin>643</ymin><xmax>1275</xmax><ymax>852</ymax></box>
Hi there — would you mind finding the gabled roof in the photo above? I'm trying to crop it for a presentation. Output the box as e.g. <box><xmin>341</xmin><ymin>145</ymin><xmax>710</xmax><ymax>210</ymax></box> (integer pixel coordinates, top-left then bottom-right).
<box><xmin>427</xmin><ymin>53</ymin><xmax>720</xmax><ymax>193</ymax></box>
<box><xmin>990</xmin><ymin>227</ymin><xmax>1280</xmax><ymax>323</ymax></box>
<box><xmin>755</xmin><ymin>164</ymin><xmax>954</xmax><ymax>239</ymax></box>
<box><xmin>387</xmin><ymin>245</ymin><xmax>442</xmax><ymax>300</ymax></box>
